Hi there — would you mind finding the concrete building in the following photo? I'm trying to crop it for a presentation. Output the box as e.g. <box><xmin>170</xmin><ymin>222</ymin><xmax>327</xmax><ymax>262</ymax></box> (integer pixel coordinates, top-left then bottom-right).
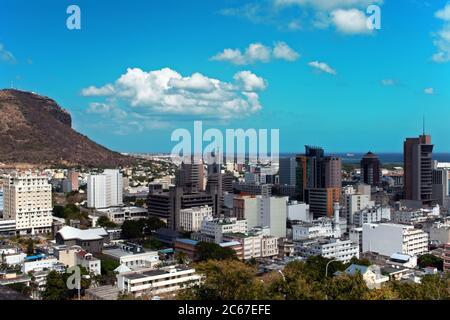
<box><xmin>429</xmin><ymin>222</ymin><xmax>450</xmax><ymax>245</ymax></box>
<box><xmin>87</xmin><ymin>169</ymin><xmax>123</xmax><ymax>209</ymax></box>
<box><xmin>292</xmin><ymin>218</ymin><xmax>336</xmax><ymax>241</ymax></box>
<box><xmin>403</xmin><ymin>134</ymin><xmax>433</xmax><ymax>204</ymax></box>
<box><xmin>94</xmin><ymin>206</ymin><xmax>149</xmax><ymax>225</ymax></box>
<box><xmin>233</xmin><ymin>182</ymin><xmax>272</xmax><ymax>197</ymax></box>
<box><xmin>103</xmin><ymin>243</ymin><xmax>159</xmax><ymax>269</ymax></box>
<box><xmin>295</xmin><ymin>238</ymin><xmax>359</xmax><ymax>263</ymax></box>
<box><xmin>392</xmin><ymin>209</ymin><xmax>428</xmax><ymax>225</ymax></box>
<box><xmin>53</xmin><ymin>245</ymin><xmax>101</xmax><ymax>275</ymax></box>
<box><xmin>258</xmin><ymin>196</ymin><xmax>288</xmax><ymax>238</ymax></box>
<box><xmin>199</xmin><ymin>217</ymin><xmax>247</xmax><ymax>243</ymax></box>
<box><xmin>349</xmin><ymin>227</ymin><xmax>363</xmax><ymax>252</ymax></box>
<box><xmin>178</xmin><ymin>206</ymin><xmax>213</xmax><ymax>232</ymax></box>
<box><xmin>175</xmin><ymin>162</ymin><xmax>205</xmax><ymax>193</ymax></box>
<box><xmin>353</xmin><ymin>206</ymin><xmax>391</xmax><ymax>227</ymax></box>
<box><xmin>21</xmin><ymin>255</ymin><xmax>64</xmax><ymax>274</ymax></box>
<box><xmin>444</xmin><ymin>243</ymin><xmax>450</xmax><ymax>273</ymax></box>
<box><xmin>2</xmin><ymin>172</ymin><xmax>53</xmax><ymax>234</ymax></box>
<box><xmin>362</xmin><ymin>223</ymin><xmax>429</xmax><ymax>257</ymax></box>
<box><xmin>117</xmin><ymin>265</ymin><xmax>201</xmax><ymax>297</ymax></box>
<box><xmin>432</xmin><ymin>165</ymin><xmax>450</xmax><ymax>208</ymax></box>
<box><xmin>223</xmin><ymin>231</ymin><xmax>279</xmax><ymax>260</ymax></box>
<box><xmin>305</xmin><ymin>188</ymin><xmax>341</xmax><ymax>218</ymax></box>
<box><xmin>343</xmin><ymin>192</ymin><xmax>374</xmax><ymax>226</ymax></box>
<box><xmin>55</xmin><ymin>226</ymin><xmax>109</xmax><ymax>253</ymax></box>
<box><xmin>0</xmin><ymin>220</ymin><xmax>16</xmax><ymax>236</ymax></box>
<box><xmin>287</xmin><ymin>201</ymin><xmax>312</xmax><ymax>222</ymax></box>
<box><xmin>147</xmin><ymin>187</ymin><xmax>214</xmax><ymax>230</ymax></box>
<box><xmin>233</xmin><ymin>195</ymin><xmax>258</xmax><ymax>228</ymax></box>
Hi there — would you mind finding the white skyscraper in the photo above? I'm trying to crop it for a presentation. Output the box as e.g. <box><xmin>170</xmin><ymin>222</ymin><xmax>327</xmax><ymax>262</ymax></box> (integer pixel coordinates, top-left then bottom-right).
<box><xmin>2</xmin><ymin>172</ymin><xmax>53</xmax><ymax>234</ymax></box>
<box><xmin>87</xmin><ymin>169</ymin><xmax>123</xmax><ymax>209</ymax></box>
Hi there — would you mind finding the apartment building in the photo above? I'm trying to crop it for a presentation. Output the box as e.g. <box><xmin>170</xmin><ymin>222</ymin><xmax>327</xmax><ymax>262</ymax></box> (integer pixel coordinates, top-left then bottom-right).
<box><xmin>87</xmin><ymin>169</ymin><xmax>123</xmax><ymax>209</ymax></box>
<box><xmin>199</xmin><ymin>217</ymin><xmax>248</xmax><ymax>243</ymax></box>
<box><xmin>178</xmin><ymin>206</ymin><xmax>213</xmax><ymax>232</ymax></box>
<box><xmin>295</xmin><ymin>238</ymin><xmax>359</xmax><ymax>263</ymax></box>
<box><xmin>3</xmin><ymin>173</ymin><xmax>53</xmax><ymax>234</ymax></box>
<box><xmin>362</xmin><ymin>223</ymin><xmax>429</xmax><ymax>257</ymax></box>
<box><xmin>117</xmin><ymin>265</ymin><xmax>201</xmax><ymax>297</ymax></box>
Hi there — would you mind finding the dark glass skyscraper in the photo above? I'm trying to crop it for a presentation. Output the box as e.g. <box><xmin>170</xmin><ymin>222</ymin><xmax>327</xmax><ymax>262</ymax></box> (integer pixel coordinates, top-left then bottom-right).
<box><xmin>360</xmin><ymin>152</ymin><xmax>382</xmax><ymax>186</ymax></box>
<box><xmin>404</xmin><ymin>134</ymin><xmax>434</xmax><ymax>203</ymax></box>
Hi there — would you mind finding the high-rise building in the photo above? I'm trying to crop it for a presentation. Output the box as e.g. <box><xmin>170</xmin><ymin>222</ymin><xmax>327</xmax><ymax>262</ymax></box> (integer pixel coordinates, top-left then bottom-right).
<box><xmin>206</xmin><ymin>162</ymin><xmax>223</xmax><ymax>216</ymax></box>
<box><xmin>432</xmin><ymin>162</ymin><xmax>450</xmax><ymax>208</ymax></box>
<box><xmin>305</xmin><ymin>188</ymin><xmax>341</xmax><ymax>218</ymax></box>
<box><xmin>360</xmin><ymin>152</ymin><xmax>382</xmax><ymax>186</ymax></box>
<box><xmin>68</xmin><ymin>170</ymin><xmax>79</xmax><ymax>191</ymax></box>
<box><xmin>295</xmin><ymin>146</ymin><xmax>342</xmax><ymax>201</ymax></box>
<box><xmin>147</xmin><ymin>187</ymin><xmax>214</xmax><ymax>230</ymax></box>
<box><xmin>3</xmin><ymin>172</ymin><xmax>53</xmax><ymax>234</ymax></box>
<box><xmin>87</xmin><ymin>169</ymin><xmax>123</xmax><ymax>209</ymax></box>
<box><xmin>279</xmin><ymin>157</ymin><xmax>297</xmax><ymax>186</ymax></box>
<box><xmin>175</xmin><ymin>162</ymin><xmax>205</xmax><ymax>193</ymax></box>
<box><xmin>404</xmin><ymin>134</ymin><xmax>434</xmax><ymax>203</ymax></box>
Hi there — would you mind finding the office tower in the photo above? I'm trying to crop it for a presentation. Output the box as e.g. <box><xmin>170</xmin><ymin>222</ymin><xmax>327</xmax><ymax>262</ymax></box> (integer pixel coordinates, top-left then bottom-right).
<box><xmin>296</xmin><ymin>146</ymin><xmax>342</xmax><ymax>204</ymax></box>
<box><xmin>68</xmin><ymin>170</ymin><xmax>79</xmax><ymax>191</ymax></box>
<box><xmin>3</xmin><ymin>173</ymin><xmax>53</xmax><ymax>234</ymax></box>
<box><xmin>206</xmin><ymin>162</ymin><xmax>223</xmax><ymax>216</ymax></box>
<box><xmin>403</xmin><ymin>134</ymin><xmax>434</xmax><ymax>203</ymax></box>
<box><xmin>87</xmin><ymin>169</ymin><xmax>123</xmax><ymax>209</ymax></box>
<box><xmin>147</xmin><ymin>187</ymin><xmax>214</xmax><ymax>230</ymax></box>
<box><xmin>305</xmin><ymin>188</ymin><xmax>341</xmax><ymax>218</ymax></box>
<box><xmin>360</xmin><ymin>152</ymin><xmax>382</xmax><ymax>186</ymax></box>
<box><xmin>175</xmin><ymin>162</ymin><xmax>205</xmax><ymax>193</ymax></box>
<box><xmin>222</xmin><ymin>172</ymin><xmax>235</xmax><ymax>193</ymax></box>
<box><xmin>432</xmin><ymin>164</ymin><xmax>450</xmax><ymax>207</ymax></box>
<box><xmin>279</xmin><ymin>157</ymin><xmax>297</xmax><ymax>186</ymax></box>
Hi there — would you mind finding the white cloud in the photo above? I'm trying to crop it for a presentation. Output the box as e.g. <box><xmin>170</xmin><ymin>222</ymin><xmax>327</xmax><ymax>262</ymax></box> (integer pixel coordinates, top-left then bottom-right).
<box><xmin>381</xmin><ymin>79</ymin><xmax>398</xmax><ymax>86</ymax></box>
<box><xmin>432</xmin><ymin>3</ymin><xmax>450</xmax><ymax>63</ymax></box>
<box><xmin>308</xmin><ymin>61</ymin><xmax>337</xmax><ymax>75</ymax></box>
<box><xmin>274</xmin><ymin>0</ymin><xmax>382</xmax><ymax>10</ymax></box>
<box><xmin>234</xmin><ymin>71</ymin><xmax>268</xmax><ymax>91</ymax></box>
<box><xmin>424</xmin><ymin>87</ymin><xmax>435</xmax><ymax>95</ymax></box>
<box><xmin>331</xmin><ymin>9</ymin><xmax>372</xmax><ymax>34</ymax></box>
<box><xmin>211</xmin><ymin>42</ymin><xmax>300</xmax><ymax>65</ymax></box>
<box><xmin>221</xmin><ymin>0</ymin><xmax>383</xmax><ymax>35</ymax></box>
<box><xmin>273</xmin><ymin>42</ymin><xmax>301</xmax><ymax>61</ymax></box>
<box><xmin>0</xmin><ymin>43</ymin><xmax>16</xmax><ymax>63</ymax></box>
<box><xmin>81</xmin><ymin>67</ymin><xmax>267</xmax><ymax>121</ymax></box>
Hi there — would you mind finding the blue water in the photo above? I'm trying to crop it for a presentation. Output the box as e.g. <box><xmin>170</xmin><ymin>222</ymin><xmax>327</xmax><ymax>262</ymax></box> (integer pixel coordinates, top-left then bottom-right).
<box><xmin>279</xmin><ymin>153</ymin><xmax>450</xmax><ymax>164</ymax></box>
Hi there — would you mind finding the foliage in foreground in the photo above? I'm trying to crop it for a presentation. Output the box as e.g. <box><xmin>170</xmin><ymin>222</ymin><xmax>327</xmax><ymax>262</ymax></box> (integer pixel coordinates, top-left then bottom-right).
<box><xmin>177</xmin><ymin>257</ymin><xmax>450</xmax><ymax>300</ymax></box>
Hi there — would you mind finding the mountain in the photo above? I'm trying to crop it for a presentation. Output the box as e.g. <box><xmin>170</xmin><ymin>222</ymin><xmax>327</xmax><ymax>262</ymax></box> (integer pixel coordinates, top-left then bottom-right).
<box><xmin>0</xmin><ymin>89</ymin><xmax>134</xmax><ymax>168</ymax></box>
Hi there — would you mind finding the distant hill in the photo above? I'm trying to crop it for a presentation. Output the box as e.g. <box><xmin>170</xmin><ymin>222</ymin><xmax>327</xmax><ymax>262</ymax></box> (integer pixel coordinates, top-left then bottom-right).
<box><xmin>0</xmin><ymin>89</ymin><xmax>134</xmax><ymax>168</ymax></box>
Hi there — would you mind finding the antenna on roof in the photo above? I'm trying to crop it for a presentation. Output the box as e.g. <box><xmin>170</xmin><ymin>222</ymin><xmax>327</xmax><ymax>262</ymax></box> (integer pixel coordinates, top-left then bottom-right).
<box><xmin>423</xmin><ymin>115</ymin><xmax>426</xmax><ymax>135</ymax></box>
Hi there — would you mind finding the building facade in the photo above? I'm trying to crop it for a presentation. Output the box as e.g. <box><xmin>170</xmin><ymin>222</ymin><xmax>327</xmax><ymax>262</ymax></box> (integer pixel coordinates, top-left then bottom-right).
<box><xmin>3</xmin><ymin>173</ymin><xmax>53</xmax><ymax>234</ymax></box>
<box><xmin>87</xmin><ymin>169</ymin><xmax>123</xmax><ymax>209</ymax></box>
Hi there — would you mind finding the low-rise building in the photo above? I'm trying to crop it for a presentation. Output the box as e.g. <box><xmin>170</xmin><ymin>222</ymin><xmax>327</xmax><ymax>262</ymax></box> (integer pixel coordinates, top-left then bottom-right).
<box><xmin>362</xmin><ymin>223</ymin><xmax>429</xmax><ymax>257</ymax></box>
<box><xmin>292</xmin><ymin>218</ymin><xmax>336</xmax><ymax>241</ymax></box>
<box><xmin>342</xmin><ymin>264</ymin><xmax>389</xmax><ymax>289</ymax></box>
<box><xmin>444</xmin><ymin>243</ymin><xmax>450</xmax><ymax>273</ymax></box>
<box><xmin>103</xmin><ymin>243</ymin><xmax>159</xmax><ymax>269</ymax></box>
<box><xmin>21</xmin><ymin>254</ymin><xmax>64</xmax><ymax>273</ymax></box>
<box><xmin>429</xmin><ymin>222</ymin><xmax>450</xmax><ymax>246</ymax></box>
<box><xmin>353</xmin><ymin>206</ymin><xmax>391</xmax><ymax>227</ymax></box>
<box><xmin>94</xmin><ymin>206</ymin><xmax>149</xmax><ymax>225</ymax></box>
<box><xmin>200</xmin><ymin>217</ymin><xmax>247</xmax><ymax>243</ymax></box>
<box><xmin>117</xmin><ymin>265</ymin><xmax>201</xmax><ymax>297</ymax></box>
<box><xmin>295</xmin><ymin>238</ymin><xmax>359</xmax><ymax>263</ymax></box>
<box><xmin>178</xmin><ymin>206</ymin><xmax>213</xmax><ymax>232</ymax></box>
<box><xmin>55</xmin><ymin>226</ymin><xmax>109</xmax><ymax>253</ymax></box>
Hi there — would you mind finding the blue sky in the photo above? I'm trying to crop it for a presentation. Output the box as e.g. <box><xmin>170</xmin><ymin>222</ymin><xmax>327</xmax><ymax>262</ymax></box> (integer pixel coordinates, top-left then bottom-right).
<box><xmin>1</xmin><ymin>0</ymin><xmax>450</xmax><ymax>153</ymax></box>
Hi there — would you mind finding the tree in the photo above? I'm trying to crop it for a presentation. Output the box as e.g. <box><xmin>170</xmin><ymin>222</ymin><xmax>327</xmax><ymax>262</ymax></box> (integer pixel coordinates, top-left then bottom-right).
<box><xmin>194</xmin><ymin>242</ymin><xmax>237</xmax><ymax>262</ymax></box>
<box><xmin>26</xmin><ymin>239</ymin><xmax>35</xmax><ymax>256</ymax></box>
<box><xmin>97</xmin><ymin>216</ymin><xmax>117</xmax><ymax>229</ymax></box>
<box><xmin>53</xmin><ymin>205</ymin><xmax>65</xmax><ymax>218</ymax></box>
<box><xmin>121</xmin><ymin>220</ymin><xmax>145</xmax><ymax>239</ymax></box>
<box><xmin>144</xmin><ymin>217</ymin><xmax>166</xmax><ymax>234</ymax></box>
<box><xmin>178</xmin><ymin>260</ymin><xmax>267</xmax><ymax>300</ymax></box>
<box><xmin>175</xmin><ymin>252</ymin><xmax>188</xmax><ymax>265</ymax></box>
<box><xmin>42</xmin><ymin>271</ymin><xmax>70</xmax><ymax>300</ymax></box>
<box><xmin>418</xmin><ymin>254</ymin><xmax>444</xmax><ymax>271</ymax></box>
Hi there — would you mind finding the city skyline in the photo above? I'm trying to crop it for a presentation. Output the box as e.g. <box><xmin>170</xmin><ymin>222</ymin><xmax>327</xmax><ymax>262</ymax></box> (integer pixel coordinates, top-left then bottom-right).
<box><xmin>1</xmin><ymin>0</ymin><xmax>450</xmax><ymax>154</ymax></box>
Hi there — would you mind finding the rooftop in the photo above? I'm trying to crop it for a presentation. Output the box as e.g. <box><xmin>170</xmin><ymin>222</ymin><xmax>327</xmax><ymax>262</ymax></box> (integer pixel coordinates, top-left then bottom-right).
<box><xmin>57</xmin><ymin>226</ymin><xmax>108</xmax><ymax>241</ymax></box>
